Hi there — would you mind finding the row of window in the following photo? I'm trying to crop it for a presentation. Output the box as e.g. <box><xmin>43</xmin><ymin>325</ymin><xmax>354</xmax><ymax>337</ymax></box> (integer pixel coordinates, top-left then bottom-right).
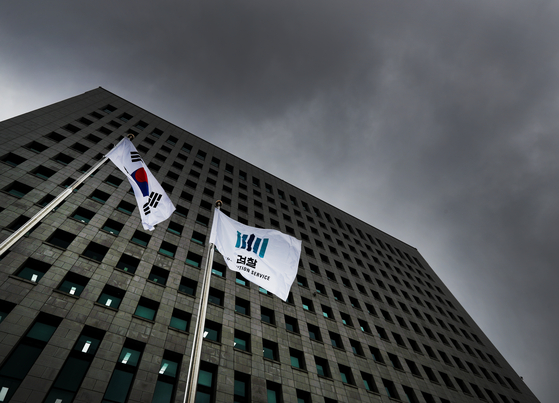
<box><xmin>0</xmin><ymin>311</ymin><xmax>181</xmax><ymax>403</ymax></box>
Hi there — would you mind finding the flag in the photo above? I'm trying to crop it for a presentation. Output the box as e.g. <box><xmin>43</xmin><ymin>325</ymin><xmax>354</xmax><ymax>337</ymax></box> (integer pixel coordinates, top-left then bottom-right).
<box><xmin>209</xmin><ymin>209</ymin><xmax>302</xmax><ymax>301</ymax></box>
<box><xmin>106</xmin><ymin>138</ymin><xmax>175</xmax><ymax>231</ymax></box>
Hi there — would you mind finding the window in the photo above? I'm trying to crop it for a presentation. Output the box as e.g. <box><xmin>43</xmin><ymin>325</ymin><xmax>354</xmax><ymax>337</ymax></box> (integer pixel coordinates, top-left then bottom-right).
<box><xmin>290</xmin><ymin>348</ymin><xmax>306</xmax><ymax>369</ymax></box>
<box><xmin>159</xmin><ymin>241</ymin><xmax>177</xmax><ymax>258</ymax></box>
<box><xmin>340</xmin><ymin>312</ymin><xmax>352</xmax><ymax>327</ymax></box>
<box><xmin>234</xmin><ymin>330</ymin><xmax>251</xmax><ymax>352</ymax></box>
<box><xmin>0</xmin><ymin>313</ymin><xmax>62</xmax><ymax>402</ymax></box>
<box><xmin>0</xmin><ymin>301</ymin><xmax>16</xmax><ymax>324</ymax></box>
<box><xmin>422</xmin><ymin>365</ymin><xmax>439</xmax><ymax>383</ymax></box>
<box><xmin>231</xmin><ymin>371</ymin><xmax>250</xmax><ymax>403</ymax></box>
<box><xmin>388</xmin><ymin>353</ymin><xmax>404</xmax><ymax>370</ymax></box>
<box><xmin>361</xmin><ymin>372</ymin><xmax>379</xmax><ymax>393</ymax></box>
<box><xmin>301</xmin><ymin>297</ymin><xmax>314</xmax><ymax>312</ymax></box>
<box><xmin>307</xmin><ymin>324</ymin><xmax>322</xmax><ymax>341</ymax></box>
<box><xmin>90</xmin><ymin>189</ymin><xmax>110</xmax><ymax>203</ymax></box>
<box><xmin>235</xmin><ymin>297</ymin><xmax>250</xmax><ymax>316</ymax></box>
<box><xmin>405</xmin><ymin>359</ymin><xmax>422</xmax><ymax>377</ymax></box>
<box><xmin>179</xmin><ymin>277</ymin><xmax>197</xmax><ymax>296</ymax></box>
<box><xmin>97</xmin><ymin>285</ymin><xmax>125</xmax><ymax>309</ymax></box>
<box><xmin>102</xmin><ymin>339</ymin><xmax>145</xmax><ymax>403</ymax></box>
<box><xmin>175</xmin><ymin>205</ymin><xmax>188</xmax><ymax>217</ymax></box>
<box><xmin>4</xmin><ymin>181</ymin><xmax>33</xmax><ymax>198</ymax></box>
<box><xmin>130</xmin><ymin>230</ymin><xmax>151</xmax><ymax>247</ymax></box>
<box><xmin>25</xmin><ymin>140</ymin><xmax>48</xmax><ymax>152</ymax></box>
<box><xmin>261</xmin><ymin>307</ymin><xmax>275</xmax><ymax>325</ymax></box>
<box><xmin>203</xmin><ymin>320</ymin><xmax>222</xmax><ymax>342</ymax></box>
<box><xmin>186</xmin><ymin>251</ymin><xmax>202</xmax><ymax>267</ymax></box>
<box><xmin>349</xmin><ymin>339</ymin><xmax>364</xmax><ymax>356</ymax></box>
<box><xmin>16</xmin><ymin>258</ymin><xmax>51</xmax><ymax>283</ymax></box>
<box><xmin>329</xmin><ymin>332</ymin><xmax>343</xmax><ymax>349</ymax></box>
<box><xmin>297</xmin><ymin>275</ymin><xmax>308</xmax><ymax>287</ymax></box>
<box><xmin>32</xmin><ymin>165</ymin><xmax>56</xmax><ymax>180</ymax></box>
<box><xmin>369</xmin><ymin>346</ymin><xmax>385</xmax><ymax>364</ymax></box>
<box><xmin>44</xmin><ymin>326</ymin><xmax>105</xmax><ymax>403</ymax></box>
<box><xmin>375</xmin><ymin>326</ymin><xmax>389</xmax><ymax>340</ymax></box>
<box><xmin>263</xmin><ymin>339</ymin><xmax>279</xmax><ymax>361</ymax></box>
<box><xmin>235</xmin><ymin>272</ymin><xmax>248</xmax><ymax>287</ymax></box>
<box><xmin>1</xmin><ymin>152</ymin><xmax>26</xmax><ymax>166</ymax></box>
<box><xmin>266</xmin><ymin>381</ymin><xmax>282</xmax><ymax>403</ymax></box>
<box><xmin>211</xmin><ymin>262</ymin><xmax>226</xmax><ymax>278</ymax></box>
<box><xmin>190</xmin><ymin>231</ymin><xmax>206</xmax><ymax>246</ymax></box>
<box><xmin>54</xmin><ymin>152</ymin><xmax>74</xmax><ymax>165</ymax></box>
<box><xmin>82</xmin><ymin>242</ymin><xmax>109</xmax><ymax>262</ymax></box>
<box><xmin>170</xmin><ymin>308</ymin><xmax>191</xmax><ymax>332</ymax></box>
<box><xmin>314</xmin><ymin>282</ymin><xmax>326</xmax><ymax>295</ymax></box>
<box><xmin>152</xmin><ymin>351</ymin><xmax>182</xmax><ymax>403</ymax></box>
<box><xmin>208</xmin><ymin>288</ymin><xmax>224</xmax><ymax>306</ymax></box>
<box><xmin>70</xmin><ymin>142</ymin><xmax>88</xmax><ymax>153</ymax></box>
<box><xmin>47</xmin><ymin>229</ymin><xmax>76</xmax><ymax>249</ymax></box>
<box><xmin>382</xmin><ymin>379</ymin><xmax>400</xmax><ymax>399</ymax></box>
<box><xmin>115</xmin><ymin>200</ymin><xmax>135</xmax><ymax>215</ymax></box>
<box><xmin>338</xmin><ymin>364</ymin><xmax>355</xmax><ymax>385</ymax></box>
<box><xmin>196</xmin><ymin>214</ymin><xmax>209</xmax><ymax>227</ymax></box>
<box><xmin>105</xmin><ymin>174</ymin><xmax>123</xmax><ymax>187</ymax></box>
<box><xmin>321</xmin><ymin>305</ymin><xmax>334</xmax><ymax>319</ymax></box>
<box><xmin>279</xmin><ymin>315</ymin><xmax>299</xmax><ymax>334</ymax></box>
<box><xmin>58</xmin><ymin>272</ymin><xmax>89</xmax><ymax>296</ymax></box>
<box><xmin>102</xmin><ymin>219</ymin><xmax>124</xmax><ymax>235</ymax></box>
<box><xmin>148</xmin><ymin>266</ymin><xmax>169</xmax><ymax>285</ymax></box>
<box><xmin>315</xmin><ymin>356</ymin><xmax>331</xmax><ymax>378</ymax></box>
<box><xmin>70</xmin><ymin>207</ymin><xmax>95</xmax><ymax>223</ymax></box>
<box><xmin>348</xmin><ymin>296</ymin><xmax>360</xmax><ymax>309</ymax></box>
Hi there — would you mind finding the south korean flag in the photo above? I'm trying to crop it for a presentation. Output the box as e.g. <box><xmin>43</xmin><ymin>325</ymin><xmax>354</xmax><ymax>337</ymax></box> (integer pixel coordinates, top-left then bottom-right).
<box><xmin>106</xmin><ymin>138</ymin><xmax>175</xmax><ymax>231</ymax></box>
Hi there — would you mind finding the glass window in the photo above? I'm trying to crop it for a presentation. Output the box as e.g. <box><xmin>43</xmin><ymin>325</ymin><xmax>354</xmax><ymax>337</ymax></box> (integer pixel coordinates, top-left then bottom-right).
<box><xmin>57</xmin><ymin>272</ymin><xmax>89</xmax><ymax>296</ymax></box>
<box><xmin>134</xmin><ymin>297</ymin><xmax>159</xmax><ymax>321</ymax></box>
<box><xmin>16</xmin><ymin>258</ymin><xmax>51</xmax><ymax>283</ymax></box>
<box><xmin>170</xmin><ymin>308</ymin><xmax>191</xmax><ymax>332</ymax></box>
<box><xmin>97</xmin><ymin>285</ymin><xmax>125</xmax><ymax>309</ymax></box>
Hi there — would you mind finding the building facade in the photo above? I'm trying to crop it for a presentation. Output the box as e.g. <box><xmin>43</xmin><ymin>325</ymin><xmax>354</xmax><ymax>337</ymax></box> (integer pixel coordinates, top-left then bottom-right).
<box><xmin>0</xmin><ymin>88</ymin><xmax>539</xmax><ymax>403</ymax></box>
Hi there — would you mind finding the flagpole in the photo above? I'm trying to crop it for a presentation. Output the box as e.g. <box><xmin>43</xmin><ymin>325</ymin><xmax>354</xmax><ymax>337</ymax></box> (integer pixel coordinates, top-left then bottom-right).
<box><xmin>183</xmin><ymin>200</ymin><xmax>222</xmax><ymax>403</ymax></box>
<box><xmin>0</xmin><ymin>135</ymin><xmax>132</xmax><ymax>257</ymax></box>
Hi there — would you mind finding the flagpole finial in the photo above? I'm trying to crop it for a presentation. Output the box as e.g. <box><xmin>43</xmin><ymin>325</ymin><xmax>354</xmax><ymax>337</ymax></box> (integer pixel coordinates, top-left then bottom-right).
<box><xmin>127</xmin><ymin>133</ymin><xmax>135</xmax><ymax>141</ymax></box>
<box><xmin>215</xmin><ymin>200</ymin><xmax>223</xmax><ymax>208</ymax></box>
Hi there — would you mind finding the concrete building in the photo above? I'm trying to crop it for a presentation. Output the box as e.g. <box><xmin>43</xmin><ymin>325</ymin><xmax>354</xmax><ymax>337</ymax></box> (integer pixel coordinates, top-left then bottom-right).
<box><xmin>0</xmin><ymin>88</ymin><xmax>539</xmax><ymax>403</ymax></box>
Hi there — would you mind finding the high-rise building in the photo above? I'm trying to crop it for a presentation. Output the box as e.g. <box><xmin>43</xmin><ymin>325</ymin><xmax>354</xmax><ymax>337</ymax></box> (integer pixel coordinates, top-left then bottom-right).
<box><xmin>0</xmin><ymin>88</ymin><xmax>539</xmax><ymax>403</ymax></box>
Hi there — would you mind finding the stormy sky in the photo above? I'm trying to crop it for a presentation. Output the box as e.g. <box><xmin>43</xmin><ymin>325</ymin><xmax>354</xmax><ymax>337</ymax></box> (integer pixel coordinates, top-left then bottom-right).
<box><xmin>1</xmin><ymin>1</ymin><xmax>557</xmax><ymax>401</ymax></box>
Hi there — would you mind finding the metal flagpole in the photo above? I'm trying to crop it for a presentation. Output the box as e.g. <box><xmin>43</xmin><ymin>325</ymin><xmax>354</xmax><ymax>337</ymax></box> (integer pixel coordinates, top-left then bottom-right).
<box><xmin>0</xmin><ymin>136</ymin><xmax>131</xmax><ymax>257</ymax></box>
<box><xmin>183</xmin><ymin>200</ymin><xmax>222</xmax><ymax>403</ymax></box>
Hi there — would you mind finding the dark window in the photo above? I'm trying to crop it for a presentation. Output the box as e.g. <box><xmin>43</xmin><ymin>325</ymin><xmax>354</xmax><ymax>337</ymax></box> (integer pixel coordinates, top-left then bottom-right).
<box><xmin>117</xmin><ymin>200</ymin><xmax>135</xmax><ymax>214</ymax></box>
<box><xmin>102</xmin><ymin>219</ymin><xmax>124</xmax><ymax>235</ymax></box>
<box><xmin>289</xmin><ymin>348</ymin><xmax>305</xmax><ymax>369</ymax></box>
<box><xmin>235</xmin><ymin>272</ymin><xmax>248</xmax><ymax>287</ymax></box>
<box><xmin>301</xmin><ymin>297</ymin><xmax>314</xmax><ymax>312</ymax></box>
<box><xmin>16</xmin><ymin>258</ymin><xmax>51</xmax><ymax>283</ymax></box>
<box><xmin>47</xmin><ymin>229</ymin><xmax>76</xmax><ymax>249</ymax></box>
<box><xmin>350</xmin><ymin>339</ymin><xmax>364</xmax><ymax>356</ymax></box>
<box><xmin>4</xmin><ymin>181</ymin><xmax>33</xmax><ymax>198</ymax></box>
<box><xmin>0</xmin><ymin>313</ymin><xmax>62</xmax><ymax>402</ymax></box>
<box><xmin>152</xmin><ymin>351</ymin><xmax>182</xmax><ymax>403</ymax></box>
<box><xmin>1</xmin><ymin>153</ymin><xmax>26</xmax><ymax>166</ymax></box>
<box><xmin>261</xmin><ymin>307</ymin><xmax>275</xmax><ymax>325</ymax></box>
<box><xmin>71</xmin><ymin>207</ymin><xmax>95</xmax><ymax>223</ymax></box>
<box><xmin>361</xmin><ymin>371</ymin><xmax>379</xmax><ymax>392</ymax></box>
<box><xmin>186</xmin><ymin>251</ymin><xmax>202</xmax><ymax>267</ymax></box>
<box><xmin>159</xmin><ymin>241</ymin><xmax>177</xmax><ymax>258</ymax></box>
<box><xmin>208</xmin><ymin>288</ymin><xmax>224</xmax><ymax>306</ymax></box>
<box><xmin>339</xmin><ymin>364</ymin><xmax>355</xmax><ymax>385</ymax></box>
<box><xmin>25</xmin><ymin>140</ymin><xmax>48</xmax><ymax>152</ymax></box>
<box><xmin>369</xmin><ymin>346</ymin><xmax>385</xmax><ymax>364</ymax></box>
<box><xmin>131</xmin><ymin>230</ymin><xmax>151</xmax><ymax>247</ymax></box>
<box><xmin>315</xmin><ymin>356</ymin><xmax>331</xmax><ymax>378</ymax></box>
<box><xmin>105</xmin><ymin>174</ymin><xmax>123</xmax><ymax>187</ymax></box>
<box><xmin>82</xmin><ymin>242</ymin><xmax>109</xmax><ymax>262</ymax></box>
<box><xmin>116</xmin><ymin>254</ymin><xmax>140</xmax><ymax>274</ymax></box>
<box><xmin>234</xmin><ymin>330</ymin><xmax>251</xmax><ymax>352</ymax></box>
<box><xmin>58</xmin><ymin>272</ymin><xmax>89</xmax><ymax>296</ymax></box>
<box><xmin>211</xmin><ymin>262</ymin><xmax>226</xmax><ymax>278</ymax></box>
<box><xmin>97</xmin><ymin>285</ymin><xmax>125</xmax><ymax>309</ymax></box>
<box><xmin>32</xmin><ymin>165</ymin><xmax>56</xmax><ymax>180</ymax></box>
<box><xmin>170</xmin><ymin>308</ymin><xmax>191</xmax><ymax>332</ymax></box>
<box><xmin>90</xmin><ymin>189</ymin><xmax>110</xmax><ymax>203</ymax></box>
<box><xmin>70</xmin><ymin>142</ymin><xmax>89</xmax><ymax>153</ymax></box>
<box><xmin>329</xmin><ymin>332</ymin><xmax>343</xmax><ymax>349</ymax></box>
<box><xmin>235</xmin><ymin>297</ymin><xmax>250</xmax><ymax>316</ymax></box>
<box><xmin>263</xmin><ymin>339</ymin><xmax>279</xmax><ymax>361</ymax></box>
<box><xmin>204</xmin><ymin>320</ymin><xmax>221</xmax><ymax>342</ymax></box>
<box><xmin>179</xmin><ymin>277</ymin><xmax>197</xmax><ymax>296</ymax></box>
<box><xmin>102</xmin><ymin>340</ymin><xmax>145</xmax><ymax>403</ymax></box>
<box><xmin>134</xmin><ymin>297</ymin><xmax>159</xmax><ymax>321</ymax></box>
<box><xmin>307</xmin><ymin>324</ymin><xmax>322</xmax><ymax>342</ymax></box>
<box><xmin>382</xmin><ymin>379</ymin><xmax>400</xmax><ymax>399</ymax></box>
<box><xmin>196</xmin><ymin>214</ymin><xmax>209</xmax><ymax>226</ymax></box>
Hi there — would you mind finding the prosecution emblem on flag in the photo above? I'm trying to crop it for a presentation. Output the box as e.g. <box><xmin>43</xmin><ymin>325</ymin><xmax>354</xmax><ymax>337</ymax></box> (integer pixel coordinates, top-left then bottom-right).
<box><xmin>210</xmin><ymin>209</ymin><xmax>302</xmax><ymax>301</ymax></box>
<box><xmin>235</xmin><ymin>231</ymin><xmax>269</xmax><ymax>258</ymax></box>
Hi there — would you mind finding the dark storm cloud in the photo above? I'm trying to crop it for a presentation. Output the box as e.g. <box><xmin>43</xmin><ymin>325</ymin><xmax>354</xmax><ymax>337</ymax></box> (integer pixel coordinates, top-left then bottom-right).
<box><xmin>1</xmin><ymin>1</ymin><xmax>558</xmax><ymax>401</ymax></box>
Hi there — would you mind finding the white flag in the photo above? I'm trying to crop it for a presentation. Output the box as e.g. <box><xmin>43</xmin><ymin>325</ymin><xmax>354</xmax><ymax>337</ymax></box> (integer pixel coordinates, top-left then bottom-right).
<box><xmin>209</xmin><ymin>209</ymin><xmax>302</xmax><ymax>301</ymax></box>
<box><xmin>106</xmin><ymin>138</ymin><xmax>175</xmax><ymax>231</ymax></box>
